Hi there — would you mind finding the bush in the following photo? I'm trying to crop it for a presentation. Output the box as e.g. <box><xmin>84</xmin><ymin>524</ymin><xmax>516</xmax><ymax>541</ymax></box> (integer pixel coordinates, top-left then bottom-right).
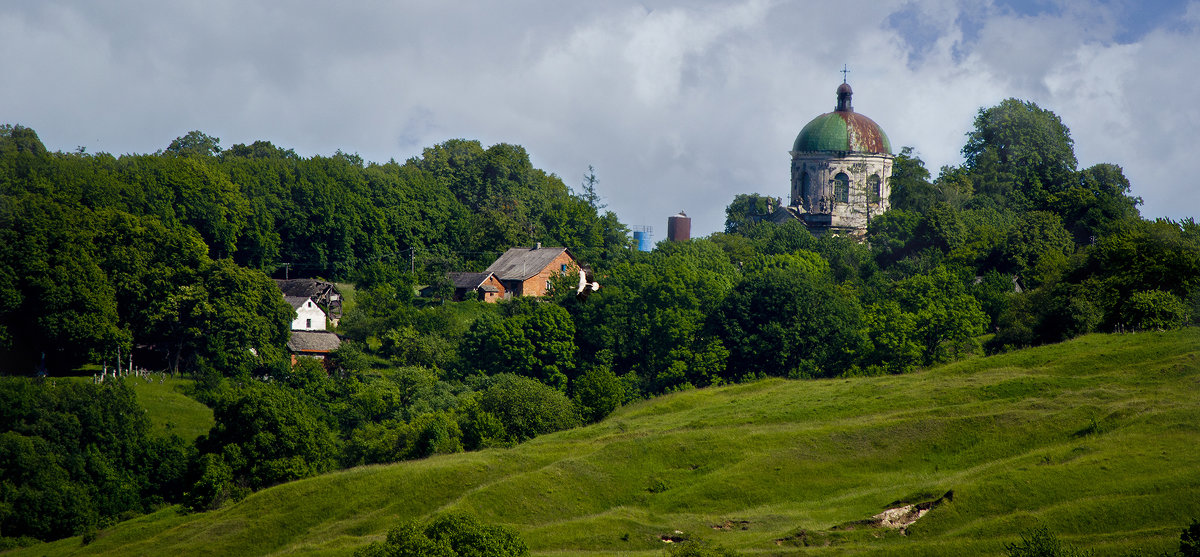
<box><xmin>665</xmin><ymin>540</ymin><xmax>742</xmax><ymax>556</ymax></box>
<box><xmin>1123</xmin><ymin>290</ymin><xmax>1189</xmax><ymax>331</ymax></box>
<box><xmin>355</xmin><ymin>513</ymin><xmax>528</xmax><ymax>557</ymax></box>
<box><xmin>1004</xmin><ymin>526</ymin><xmax>1091</xmax><ymax>557</ymax></box>
<box><xmin>476</xmin><ymin>374</ymin><xmax>580</xmax><ymax>444</ymax></box>
<box><xmin>571</xmin><ymin>365</ymin><xmax>623</xmax><ymax>423</ymax></box>
<box><xmin>1182</xmin><ymin>518</ymin><xmax>1200</xmax><ymax>557</ymax></box>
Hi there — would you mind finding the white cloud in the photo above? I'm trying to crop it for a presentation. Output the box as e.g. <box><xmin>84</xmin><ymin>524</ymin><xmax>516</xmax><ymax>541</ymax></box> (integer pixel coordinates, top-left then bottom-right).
<box><xmin>2</xmin><ymin>0</ymin><xmax>1196</xmax><ymax>235</ymax></box>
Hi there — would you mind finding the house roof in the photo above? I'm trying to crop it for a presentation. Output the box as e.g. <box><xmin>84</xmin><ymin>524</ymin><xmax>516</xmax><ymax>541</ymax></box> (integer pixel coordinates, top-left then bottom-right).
<box><xmin>484</xmin><ymin>246</ymin><xmax>574</xmax><ymax>281</ymax></box>
<box><xmin>448</xmin><ymin>272</ymin><xmax>496</xmax><ymax>290</ymax></box>
<box><xmin>287</xmin><ymin>331</ymin><xmax>342</xmax><ymax>353</ymax></box>
<box><xmin>275</xmin><ymin>279</ymin><xmax>338</xmax><ymax>299</ymax></box>
<box><xmin>284</xmin><ymin>296</ymin><xmax>312</xmax><ymax>310</ymax></box>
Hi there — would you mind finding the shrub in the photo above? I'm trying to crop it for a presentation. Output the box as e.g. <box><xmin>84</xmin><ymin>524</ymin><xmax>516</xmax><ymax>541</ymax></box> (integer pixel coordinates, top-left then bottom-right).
<box><xmin>476</xmin><ymin>374</ymin><xmax>580</xmax><ymax>444</ymax></box>
<box><xmin>1123</xmin><ymin>290</ymin><xmax>1189</xmax><ymax>331</ymax></box>
<box><xmin>1004</xmin><ymin>526</ymin><xmax>1091</xmax><ymax>557</ymax></box>
<box><xmin>355</xmin><ymin>513</ymin><xmax>528</xmax><ymax>557</ymax></box>
<box><xmin>1182</xmin><ymin>518</ymin><xmax>1200</xmax><ymax>557</ymax></box>
<box><xmin>571</xmin><ymin>365</ymin><xmax>623</xmax><ymax>423</ymax></box>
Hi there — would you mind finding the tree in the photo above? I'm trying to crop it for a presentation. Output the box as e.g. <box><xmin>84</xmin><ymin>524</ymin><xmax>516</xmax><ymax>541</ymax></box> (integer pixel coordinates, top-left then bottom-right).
<box><xmin>1051</xmin><ymin>163</ymin><xmax>1140</xmax><ymax>244</ymax></box>
<box><xmin>165</xmin><ymin>130</ymin><xmax>222</xmax><ymax>157</ymax></box>
<box><xmin>1181</xmin><ymin>518</ymin><xmax>1200</xmax><ymax>557</ymax></box>
<box><xmin>723</xmin><ymin>193</ymin><xmax>778</xmax><ymax>234</ymax></box>
<box><xmin>475</xmin><ymin>374</ymin><xmax>580</xmax><ymax>444</ymax></box>
<box><xmin>578</xmin><ymin>165</ymin><xmax>605</xmax><ymax>210</ymax></box>
<box><xmin>887</xmin><ymin>147</ymin><xmax>935</xmax><ymax>212</ymax></box>
<box><xmin>962</xmin><ymin>99</ymin><xmax>1077</xmax><ymax>211</ymax></box>
<box><xmin>0</xmin><ymin>124</ymin><xmax>48</xmax><ymax>157</ymax></box>
<box><xmin>459</xmin><ymin>300</ymin><xmax>576</xmax><ymax>389</ymax></box>
<box><xmin>198</xmin><ymin>383</ymin><xmax>338</xmax><ymax>490</ymax></box>
<box><xmin>573</xmin><ymin>241</ymin><xmax>739</xmax><ymax>393</ymax></box>
<box><xmin>571</xmin><ymin>365</ymin><xmax>623</xmax><ymax>423</ymax></box>
<box><xmin>891</xmin><ymin>265</ymin><xmax>988</xmax><ymax>365</ymax></box>
<box><xmin>0</xmin><ymin>378</ymin><xmax>187</xmax><ymax>541</ymax></box>
<box><xmin>1122</xmin><ymin>290</ymin><xmax>1189</xmax><ymax>331</ymax></box>
<box><xmin>709</xmin><ymin>263</ymin><xmax>865</xmax><ymax>379</ymax></box>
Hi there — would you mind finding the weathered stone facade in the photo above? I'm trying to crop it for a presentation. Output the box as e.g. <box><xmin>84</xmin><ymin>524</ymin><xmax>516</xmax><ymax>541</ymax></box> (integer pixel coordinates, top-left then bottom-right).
<box><xmin>773</xmin><ymin>82</ymin><xmax>893</xmax><ymax>237</ymax></box>
<box><xmin>786</xmin><ymin>152</ymin><xmax>892</xmax><ymax>235</ymax></box>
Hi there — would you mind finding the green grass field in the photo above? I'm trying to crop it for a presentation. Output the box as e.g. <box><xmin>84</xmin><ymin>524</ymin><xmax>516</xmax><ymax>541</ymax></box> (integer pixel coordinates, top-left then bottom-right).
<box><xmin>24</xmin><ymin>329</ymin><xmax>1200</xmax><ymax>556</ymax></box>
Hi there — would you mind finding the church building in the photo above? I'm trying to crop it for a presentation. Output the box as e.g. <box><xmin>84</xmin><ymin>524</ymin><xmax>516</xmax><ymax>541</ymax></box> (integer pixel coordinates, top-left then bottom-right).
<box><xmin>770</xmin><ymin>80</ymin><xmax>893</xmax><ymax>236</ymax></box>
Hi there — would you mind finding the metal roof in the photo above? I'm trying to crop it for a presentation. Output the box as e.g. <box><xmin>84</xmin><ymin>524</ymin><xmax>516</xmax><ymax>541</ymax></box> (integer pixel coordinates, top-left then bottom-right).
<box><xmin>484</xmin><ymin>246</ymin><xmax>573</xmax><ymax>281</ymax></box>
<box><xmin>793</xmin><ymin>83</ymin><xmax>891</xmax><ymax>155</ymax></box>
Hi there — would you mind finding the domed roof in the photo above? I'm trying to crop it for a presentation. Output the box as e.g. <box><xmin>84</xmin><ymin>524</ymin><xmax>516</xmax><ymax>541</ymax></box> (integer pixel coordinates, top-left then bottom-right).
<box><xmin>792</xmin><ymin>83</ymin><xmax>891</xmax><ymax>155</ymax></box>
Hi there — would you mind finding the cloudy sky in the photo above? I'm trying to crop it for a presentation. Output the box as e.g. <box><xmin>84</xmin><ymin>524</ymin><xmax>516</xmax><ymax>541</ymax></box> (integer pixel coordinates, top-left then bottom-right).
<box><xmin>4</xmin><ymin>0</ymin><xmax>1197</xmax><ymax>237</ymax></box>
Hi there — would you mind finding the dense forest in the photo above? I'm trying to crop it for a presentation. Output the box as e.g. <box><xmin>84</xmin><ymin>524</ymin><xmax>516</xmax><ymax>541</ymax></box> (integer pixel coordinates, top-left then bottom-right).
<box><xmin>1</xmin><ymin>97</ymin><xmax>1198</xmax><ymax>547</ymax></box>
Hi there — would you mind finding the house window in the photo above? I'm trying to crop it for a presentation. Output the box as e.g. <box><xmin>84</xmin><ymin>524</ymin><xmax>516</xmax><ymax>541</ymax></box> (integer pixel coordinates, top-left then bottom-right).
<box><xmin>868</xmin><ymin>174</ymin><xmax>881</xmax><ymax>204</ymax></box>
<box><xmin>834</xmin><ymin>173</ymin><xmax>850</xmax><ymax>203</ymax></box>
<box><xmin>306</xmin><ymin>318</ymin><xmax>312</xmax><ymax>328</ymax></box>
<box><xmin>561</xmin><ymin>264</ymin><xmax>567</xmax><ymax>272</ymax></box>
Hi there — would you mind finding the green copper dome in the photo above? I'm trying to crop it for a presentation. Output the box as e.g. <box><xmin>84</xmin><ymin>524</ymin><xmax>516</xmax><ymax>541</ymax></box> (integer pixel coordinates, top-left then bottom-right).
<box><xmin>792</xmin><ymin>83</ymin><xmax>891</xmax><ymax>154</ymax></box>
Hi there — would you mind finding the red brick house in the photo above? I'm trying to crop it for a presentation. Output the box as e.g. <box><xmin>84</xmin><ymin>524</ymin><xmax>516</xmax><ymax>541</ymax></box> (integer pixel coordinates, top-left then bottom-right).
<box><xmin>484</xmin><ymin>244</ymin><xmax>579</xmax><ymax>298</ymax></box>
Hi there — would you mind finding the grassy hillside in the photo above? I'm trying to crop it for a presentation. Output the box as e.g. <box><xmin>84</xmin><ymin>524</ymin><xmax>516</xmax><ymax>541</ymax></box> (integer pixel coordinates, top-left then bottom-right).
<box><xmin>62</xmin><ymin>375</ymin><xmax>214</xmax><ymax>441</ymax></box>
<box><xmin>23</xmin><ymin>329</ymin><xmax>1200</xmax><ymax>556</ymax></box>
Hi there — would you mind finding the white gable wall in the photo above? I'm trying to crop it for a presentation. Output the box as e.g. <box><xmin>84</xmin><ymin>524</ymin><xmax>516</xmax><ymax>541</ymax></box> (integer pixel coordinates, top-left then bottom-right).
<box><xmin>291</xmin><ymin>299</ymin><xmax>327</xmax><ymax>331</ymax></box>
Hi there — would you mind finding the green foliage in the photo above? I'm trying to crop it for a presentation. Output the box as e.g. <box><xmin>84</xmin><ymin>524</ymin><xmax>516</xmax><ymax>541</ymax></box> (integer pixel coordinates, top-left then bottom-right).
<box><xmin>571</xmin><ymin>365</ymin><xmax>623</xmax><ymax>423</ymax></box>
<box><xmin>198</xmin><ymin>383</ymin><xmax>338</xmax><ymax>492</ymax></box>
<box><xmin>0</xmin><ymin>124</ymin><xmax>48</xmax><ymax>156</ymax></box>
<box><xmin>475</xmin><ymin>374</ymin><xmax>580</xmax><ymax>444</ymax></box>
<box><xmin>573</xmin><ymin>240</ymin><xmax>739</xmax><ymax>393</ymax></box>
<box><xmin>459</xmin><ymin>300</ymin><xmax>576</xmax><ymax>388</ymax></box>
<box><xmin>1123</xmin><ymin>290</ymin><xmax>1189</xmax><ymax>331</ymax></box>
<box><xmin>710</xmin><ymin>264</ymin><xmax>865</xmax><ymax>379</ymax></box>
<box><xmin>665</xmin><ymin>540</ymin><xmax>743</xmax><ymax>556</ymax></box>
<box><xmin>0</xmin><ymin>378</ymin><xmax>189</xmax><ymax>541</ymax></box>
<box><xmin>963</xmin><ymin>98</ymin><xmax>1078</xmax><ymax>211</ymax></box>
<box><xmin>355</xmin><ymin>513</ymin><xmax>528</xmax><ymax>557</ymax></box>
<box><xmin>723</xmin><ymin>193</ymin><xmax>778</xmax><ymax>234</ymax></box>
<box><xmin>891</xmin><ymin>265</ymin><xmax>988</xmax><ymax>365</ymax></box>
<box><xmin>1182</xmin><ymin>518</ymin><xmax>1200</xmax><ymax>557</ymax></box>
<box><xmin>1004</xmin><ymin>526</ymin><xmax>1092</xmax><ymax>557</ymax></box>
<box><xmin>887</xmin><ymin>146</ymin><xmax>935</xmax><ymax>212</ymax></box>
<box><xmin>165</xmin><ymin>131</ymin><xmax>222</xmax><ymax>158</ymax></box>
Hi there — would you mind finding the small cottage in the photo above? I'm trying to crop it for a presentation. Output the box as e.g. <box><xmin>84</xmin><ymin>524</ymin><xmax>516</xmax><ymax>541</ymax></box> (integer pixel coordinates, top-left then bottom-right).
<box><xmin>275</xmin><ymin>279</ymin><xmax>342</xmax><ymax>325</ymax></box>
<box><xmin>484</xmin><ymin>244</ymin><xmax>579</xmax><ymax>297</ymax></box>
<box><xmin>285</xmin><ymin>296</ymin><xmax>327</xmax><ymax>331</ymax></box>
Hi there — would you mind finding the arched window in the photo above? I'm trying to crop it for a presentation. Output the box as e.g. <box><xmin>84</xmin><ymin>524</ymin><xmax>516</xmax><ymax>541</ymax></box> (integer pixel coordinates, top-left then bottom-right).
<box><xmin>800</xmin><ymin>171</ymin><xmax>809</xmax><ymax>200</ymax></box>
<box><xmin>868</xmin><ymin>174</ymin><xmax>881</xmax><ymax>204</ymax></box>
<box><xmin>834</xmin><ymin>172</ymin><xmax>849</xmax><ymax>203</ymax></box>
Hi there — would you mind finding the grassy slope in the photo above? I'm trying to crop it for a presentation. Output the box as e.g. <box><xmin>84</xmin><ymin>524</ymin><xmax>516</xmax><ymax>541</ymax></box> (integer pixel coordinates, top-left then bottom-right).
<box><xmin>62</xmin><ymin>376</ymin><xmax>214</xmax><ymax>441</ymax></box>
<box><xmin>25</xmin><ymin>329</ymin><xmax>1200</xmax><ymax>556</ymax></box>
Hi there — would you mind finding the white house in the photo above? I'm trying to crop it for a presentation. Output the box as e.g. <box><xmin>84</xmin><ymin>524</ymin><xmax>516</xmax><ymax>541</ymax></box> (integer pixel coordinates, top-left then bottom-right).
<box><xmin>285</xmin><ymin>296</ymin><xmax>327</xmax><ymax>331</ymax></box>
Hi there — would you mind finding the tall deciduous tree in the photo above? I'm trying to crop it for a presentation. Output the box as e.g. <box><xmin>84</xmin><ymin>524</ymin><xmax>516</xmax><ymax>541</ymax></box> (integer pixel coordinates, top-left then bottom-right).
<box><xmin>710</xmin><ymin>260</ymin><xmax>865</xmax><ymax>379</ymax></box>
<box><xmin>962</xmin><ymin>99</ymin><xmax>1077</xmax><ymax>211</ymax></box>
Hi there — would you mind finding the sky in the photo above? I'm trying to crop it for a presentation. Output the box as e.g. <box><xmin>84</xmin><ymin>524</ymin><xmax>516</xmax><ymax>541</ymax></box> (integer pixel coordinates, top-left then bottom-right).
<box><xmin>3</xmin><ymin>0</ymin><xmax>1198</xmax><ymax>237</ymax></box>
